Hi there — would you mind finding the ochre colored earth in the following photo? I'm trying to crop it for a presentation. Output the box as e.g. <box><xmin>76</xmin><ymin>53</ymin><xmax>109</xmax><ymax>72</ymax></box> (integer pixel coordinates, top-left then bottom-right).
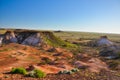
<box><xmin>0</xmin><ymin>43</ymin><xmax>120</xmax><ymax>80</ymax></box>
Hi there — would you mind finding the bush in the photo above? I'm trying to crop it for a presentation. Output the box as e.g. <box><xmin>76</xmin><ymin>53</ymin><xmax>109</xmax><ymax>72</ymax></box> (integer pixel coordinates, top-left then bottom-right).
<box><xmin>28</xmin><ymin>71</ymin><xmax>35</xmax><ymax>77</ymax></box>
<box><xmin>34</xmin><ymin>69</ymin><xmax>46</xmax><ymax>78</ymax></box>
<box><xmin>71</xmin><ymin>68</ymin><xmax>79</xmax><ymax>72</ymax></box>
<box><xmin>58</xmin><ymin>71</ymin><xmax>64</xmax><ymax>74</ymax></box>
<box><xmin>11</xmin><ymin>67</ymin><xmax>27</xmax><ymax>75</ymax></box>
<box><xmin>58</xmin><ymin>70</ymin><xmax>73</xmax><ymax>74</ymax></box>
<box><xmin>58</xmin><ymin>68</ymin><xmax>79</xmax><ymax>75</ymax></box>
<box><xmin>28</xmin><ymin>69</ymin><xmax>46</xmax><ymax>78</ymax></box>
<box><xmin>66</xmin><ymin>71</ymin><xmax>73</xmax><ymax>74</ymax></box>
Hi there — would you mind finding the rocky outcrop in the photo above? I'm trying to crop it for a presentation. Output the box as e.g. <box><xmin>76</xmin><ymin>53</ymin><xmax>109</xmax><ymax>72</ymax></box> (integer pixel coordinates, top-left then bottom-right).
<box><xmin>0</xmin><ymin>30</ymin><xmax>75</xmax><ymax>48</ymax></box>
<box><xmin>88</xmin><ymin>36</ymin><xmax>120</xmax><ymax>59</ymax></box>
<box><xmin>74</xmin><ymin>58</ymin><xmax>108</xmax><ymax>72</ymax></box>
<box><xmin>99</xmin><ymin>45</ymin><xmax>120</xmax><ymax>59</ymax></box>
<box><xmin>97</xmin><ymin>36</ymin><xmax>114</xmax><ymax>47</ymax></box>
<box><xmin>98</xmin><ymin>36</ymin><xmax>120</xmax><ymax>59</ymax></box>
<box><xmin>1</xmin><ymin>30</ymin><xmax>43</xmax><ymax>46</ymax></box>
<box><xmin>22</xmin><ymin>33</ymin><xmax>42</xmax><ymax>46</ymax></box>
<box><xmin>3</xmin><ymin>31</ymin><xmax>18</xmax><ymax>43</ymax></box>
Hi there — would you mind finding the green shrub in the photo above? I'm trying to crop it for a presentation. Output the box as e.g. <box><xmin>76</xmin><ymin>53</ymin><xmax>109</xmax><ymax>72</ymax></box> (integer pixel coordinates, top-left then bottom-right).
<box><xmin>58</xmin><ymin>70</ymin><xmax>69</xmax><ymax>74</ymax></box>
<box><xmin>11</xmin><ymin>67</ymin><xmax>27</xmax><ymax>75</ymax></box>
<box><xmin>34</xmin><ymin>69</ymin><xmax>46</xmax><ymax>78</ymax></box>
<box><xmin>42</xmin><ymin>32</ymin><xmax>77</xmax><ymax>48</ymax></box>
<box><xmin>58</xmin><ymin>71</ymin><xmax>64</xmax><ymax>74</ymax></box>
<box><xmin>63</xmin><ymin>70</ymin><xmax>69</xmax><ymax>74</ymax></box>
<box><xmin>58</xmin><ymin>70</ymin><xmax>73</xmax><ymax>74</ymax></box>
<box><xmin>28</xmin><ymin>69</ymin><xmax>46</xmax><ymax>78</ymax></box>
<box><xmin>71</xmin><ymin>68</ymin><xmax>79</xmax><ymax>72</ymax></box>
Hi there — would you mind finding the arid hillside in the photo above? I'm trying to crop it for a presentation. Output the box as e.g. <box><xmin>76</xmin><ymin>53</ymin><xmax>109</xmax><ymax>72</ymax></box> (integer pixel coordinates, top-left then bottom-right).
<box><xmin>0</xmin><ymin>29</ymin><xmax>120</xmax><ymax>80</ymax></box>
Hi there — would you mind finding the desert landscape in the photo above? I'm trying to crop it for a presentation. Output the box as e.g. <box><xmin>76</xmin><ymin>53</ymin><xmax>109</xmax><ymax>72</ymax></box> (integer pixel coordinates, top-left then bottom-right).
<box><xmin>0</xmin><ymin>0</ymin><xmax>120</xmax><ymax>80</ymax></box>
<box><xmin>0</xmin><ymin>29</ymin><xmax>120</xmax><ymax>80</ymax></box>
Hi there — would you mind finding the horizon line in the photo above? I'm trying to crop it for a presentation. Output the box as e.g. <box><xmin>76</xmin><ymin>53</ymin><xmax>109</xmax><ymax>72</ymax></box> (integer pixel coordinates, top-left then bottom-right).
<box><xmin>0</xmin><ymin>27</ymin><xmax>120</xmax><ymax>35</ymax></box>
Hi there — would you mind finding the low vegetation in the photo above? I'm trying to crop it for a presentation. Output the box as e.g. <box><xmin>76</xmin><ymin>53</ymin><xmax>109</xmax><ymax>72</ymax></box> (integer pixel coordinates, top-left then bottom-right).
<box><xmin>54</xmin><ymin>31</ymin><xmax>120</xmax><ymax>43</ymax></box>
<box><xmin>11</xmin><ymin>67</ymin><xmax>46</xmax><ymax>78</ymax></box>
<box><xmin>11</xmin><ymin>67</ymin><xmax>27</xmax><ymax>75</ymax></box>
<box><xmin>1</xmin><ymin>29</ymin><xmax>120</xmax><ymax>80</ymax></box>
<box><xmin>42</xmin><ymin>32</ymin><xmax>77</xmax><ymax>48</ymax></box>
<box><xmin>108</xmin><ymin>60</ymin><xmax>120</xmax><ymax>70</ymax></box>
<box><xmin>27</xmin><ymin>69</ymin><xmax>46</xmax><ymax>78</ymax></box>
<box><xmin>58</xmin><ymin>68</ymin><xmax>79</xmax><ymax>74</ymax></box>
<box><xmin>0</xmin><ymin>29</ymin><xmax>6</xmax><ymax>34</ymax></box>
<box><xmin>0</xmin><ymin>48</ymin><xmax>13</xmax><ymax>52</ymax></box>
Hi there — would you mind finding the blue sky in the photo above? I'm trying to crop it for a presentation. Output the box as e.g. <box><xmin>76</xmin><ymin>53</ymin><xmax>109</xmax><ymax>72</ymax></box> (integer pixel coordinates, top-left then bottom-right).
<box><xmin>0</xmin><ymin>0</ymin><xmax>120</xmax><ymax>33</ymax></box>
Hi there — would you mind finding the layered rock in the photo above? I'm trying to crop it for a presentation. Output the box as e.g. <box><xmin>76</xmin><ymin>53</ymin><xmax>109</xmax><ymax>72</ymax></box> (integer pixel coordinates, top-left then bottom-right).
<box><xmin>97</xmin><ymin>36</ymin><xmax>114</xmax><ymax>47</ymax></box>
<box><xmin>1</xmin><ymin>31</ymin><xmax>43</xmax><ymax>47</ymax></box>
<box><xmin>97</xmin><ymin>36</ymin><xmax>120</xmax><ymax>59</ymax></box>
<box><xmin>22</xmin><ymin>33</ymin><xmax>42</xmax><ymax>46</ymax></box>
<box><xmin>0</xmin><ymin>30</ymin><xmax>75</xmax><ymax>48</ymax></box>
<box><xmin>4</xmin><ymin>31</ymin><xmax>18</xmax><ymax>43</ymax></box>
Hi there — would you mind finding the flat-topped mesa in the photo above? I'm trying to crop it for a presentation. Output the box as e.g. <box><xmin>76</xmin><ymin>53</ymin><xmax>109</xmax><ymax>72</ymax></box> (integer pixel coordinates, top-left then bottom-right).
<box><xmin>0</xmin><ymin>30</ymin><xmax>75</xmax><ymax>48</ymax></box>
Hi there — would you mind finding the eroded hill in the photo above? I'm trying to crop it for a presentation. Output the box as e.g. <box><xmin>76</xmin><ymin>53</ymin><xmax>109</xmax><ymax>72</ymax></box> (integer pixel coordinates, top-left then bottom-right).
<box><xmin>0</xmin><ymin>29</ymin><xmax>120</xmax><ymax>80</ymax></box>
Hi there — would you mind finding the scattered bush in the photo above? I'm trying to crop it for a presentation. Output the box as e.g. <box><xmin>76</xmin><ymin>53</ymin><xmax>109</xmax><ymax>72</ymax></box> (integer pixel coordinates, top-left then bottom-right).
<box><xmin>63</xmin><ymin>70</ymin><xmax>69</xmax><ymax>74</ymax></box>
<box><xmin>11</xmin><ymin>67</ymin><xmax>46</xmax><ymax>78</ymax></box>
<box><xmin>70</xmin><ymin>46</ymin><xmax>82</xmax><ymax>55</ymax></box>
<box><xmin>71</xmin><ymin>68</ymin><xmax>79</xmax><ymax>72</ymax></box>
<box><xmin>43</xmin><ymin>32</ymin><xmax>77</xmax><ymax>48</ymax></box>
<box><xmin>66</xmin><ymin>71</ymin><xmax>73</xmax><ymax>74</ymax></box>
<box><xmin>28</xmin><ymin>69</ymin><xmax>46</xmax><ymax>78</ymax></box>
<box><xmin>58</xmin><ymin>70</ymin><xmax>73</xmax><ymax>74</ymax></box>
<box><xmin>108</xmin><ymin>61</ymin><xmax>119</xmax><ymax>70</ymax></box>
<box><xmin>58</xmin><ymin>71</ymin><xmax>64</xmax><ymax>74</ymax></box>
<box><xmin>27</xmin><ymin>71</ymin><xmax>35</xmax><ymax>77</ymax></box>
<box><xmin>34</xmin><ymin>69</ymin><xmax>46</xmax><ymax>78</ymax></box>
<box><xmin>11</xmin><ymin>67</ymin><xmax>27</xmax><ymax>75</ymax></box>
<box><xmin>0</xmin><ymin>48</ymin><xmax>12</xmax><ymax>52</ymax></box>
<box><xmin>58</xmin><ymin>68</ymin><xmax>79</xmax><ymax>75</ymax></box>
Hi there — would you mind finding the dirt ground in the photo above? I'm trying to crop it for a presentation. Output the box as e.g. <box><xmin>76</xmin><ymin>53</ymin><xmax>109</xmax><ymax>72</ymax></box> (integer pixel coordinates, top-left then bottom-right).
<box><xmin>0</xmin><ymin>43</ymin><xmax>120</xmax><ymax>80</ymax></box>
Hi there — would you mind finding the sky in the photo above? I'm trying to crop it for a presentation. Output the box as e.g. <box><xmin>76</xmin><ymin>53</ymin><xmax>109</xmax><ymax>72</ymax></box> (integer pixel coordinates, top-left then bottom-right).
<box><xmin>0</xmin><ymin>0</ymin><xmax>120</xmax><ymax>33</ymax></box>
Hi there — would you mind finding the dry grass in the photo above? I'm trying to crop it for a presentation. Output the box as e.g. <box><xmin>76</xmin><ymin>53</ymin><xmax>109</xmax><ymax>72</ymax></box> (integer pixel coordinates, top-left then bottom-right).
<box><xmin>54</xmin><ymin>31</ymin><xmax>120</xmax><ymax>43</ymax></box>
<box><xmin>0</xmin><ymin>29</ymin><xmax>6</xmax><ymax>34</ymax></box>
